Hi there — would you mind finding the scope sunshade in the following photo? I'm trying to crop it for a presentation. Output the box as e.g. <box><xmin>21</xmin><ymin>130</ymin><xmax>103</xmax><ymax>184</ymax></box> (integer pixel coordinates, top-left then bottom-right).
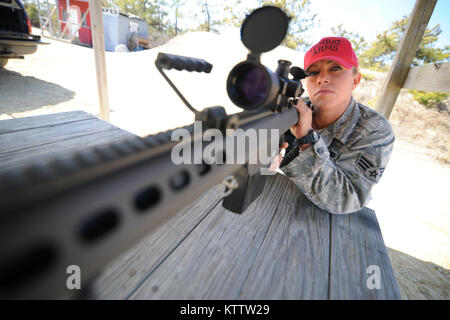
<box><xmin>241</xmin><ymin>6</ymin><xmax>291</xmax><ymax>53</ymax></box>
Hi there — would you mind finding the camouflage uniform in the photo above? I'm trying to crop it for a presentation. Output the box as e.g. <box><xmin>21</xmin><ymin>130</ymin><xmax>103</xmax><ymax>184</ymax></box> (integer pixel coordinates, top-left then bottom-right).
<box><xmin>280</xmin><ymin>97</ymin><xmax>395</xmax><ymax>214</ymax></box>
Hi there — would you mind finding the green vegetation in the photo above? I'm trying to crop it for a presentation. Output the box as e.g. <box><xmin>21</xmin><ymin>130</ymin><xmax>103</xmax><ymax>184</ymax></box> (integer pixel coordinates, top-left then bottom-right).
<box><xmin>24</xmin><ymin>1</ymin><xmax>449</xmax><ymax>80</ymax></box>
<box><xmin>331</xmin><ymin>24</ymin><xmax>368</xmax><ymax>57</ymax></box>
<box><xmin>332</xmin><ymin>17</ymin><xmax>449</xmax><ymax>110</ymax></box>
<box><xmin>361</xmin><ymin>72</ymin><xmax>375</xmax><ymax>81</ymax></box>
<box><xmin>367</xmin><ymin>97</ymin><xmax>378</xmax><ymax>108</ymax></box>
<box><xmin>104</xmin><ymin>0</ymin><xmax>175</xmax><ymax>35</ymax></box>
<box><xmin>26</xmin><ymin>0</ymin><xmax>317</xmax><ymax>51</ymax></box>
<box><xmin>221</xmin><ymin>0</ymin><xmax>318</xmax><ymax>50</ymax></box>
<box><xmin>333</xmin><ymin>17</ymin><xmax>449</xmax><ymax>72</ymax></box>
<box><xmin>259</xmin><ymin>0</ymin><xmax>317</xmax><ymax>50</ymax></box>
<box><xmin>102</xmin><ymin>0</ymin><xmax>318</xmax><ymax>49</ymax></box>
<box><xmin>21</xmin><ymin>1</ymin><xmax>40</xmax><ymax>27</ymax></box>
<box><xmin>408</xmin><ymin>90</ymin><xmax>449</xmax><ymax>108</ymax></box>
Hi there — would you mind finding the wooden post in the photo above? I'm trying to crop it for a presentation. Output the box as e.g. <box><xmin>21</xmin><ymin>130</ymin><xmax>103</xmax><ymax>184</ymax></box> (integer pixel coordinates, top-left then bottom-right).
<box><xmin>374</xmin><ymin>0</ymin><xmax>437</xmax><ymax>119</ymax></box>
<box><xmin>36</xmin><ymin>0</ymin><xmax>43</xmax><ymax>32</ymax></box>
<box><xmin>56</xmin><ymin>0</ymin><xmax>62</xmax><ymax>37</ymax></box>
<box><xmin>40</xmin><ymin>7</ymin><xmax>56</xmax><ymax>35</ymax></box>
<box><xmin>89</xmin><ymin>0</ymin><xmax>110</xmax><ymax>121</ymax></box>
<box><xmin>62</xmin><ymin>0</ymin><xmax>69</xmax><ymax>37</ymax></box>
<box><xmin>46</xmin><ymin>0</ymin><xmax>53</xmax><ymax>35</ymax></box>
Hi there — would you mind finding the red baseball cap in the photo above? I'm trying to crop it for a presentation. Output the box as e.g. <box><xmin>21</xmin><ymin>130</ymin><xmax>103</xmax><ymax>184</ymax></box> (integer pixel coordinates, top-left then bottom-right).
<box><xmin>304</xmin><ymin>37</ymin><xmax>358</xmax><ymax>71</ymax></box>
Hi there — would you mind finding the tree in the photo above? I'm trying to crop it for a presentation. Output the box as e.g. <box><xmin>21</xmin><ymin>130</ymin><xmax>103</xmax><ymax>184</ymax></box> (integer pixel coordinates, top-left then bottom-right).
<box><xmin>112</xmin><ymin>0</ymin><xmax>170</xmax><ymax>33</ymax></box>
<box><xmin>331</xmin><ymin>24</ymin><xmax>368</xmax><ymax>57</ymax></box>
<box><xmin>222</xmin><ymin>0</ymin><xmax>247</xmax><ymax>27</ymax></box>
<box><xmin>172</xmin><ymin>0</ymin><xmax>186</xmax><ymax>35</ymax></box>
<box><xmin>190</xmin><ymin>0</ymin><xmax>221</xmax><ymax>33</ymax></box>
<box><xmin>360</xmin><ymin>16</ymin><xmax>450</xmax><ymax>70</ymax></box>
<box><xmin>221</xmin><ymin>0</ymin><xmax>318</xmax><ymax>50</ymax></box>
<box><xmin>22</xmin><ymin>1</ymin><xmax>40</xmax><ymax>27</ymax></box>
<box><xmin>261</xmin><ymin>0</ymin><xmax>317</xmax><ymax>50</ymax></box>
<box><xmin>102</xmin><ymin>0</ymin><xmax>117</xmax><ymax>8</ymax></box>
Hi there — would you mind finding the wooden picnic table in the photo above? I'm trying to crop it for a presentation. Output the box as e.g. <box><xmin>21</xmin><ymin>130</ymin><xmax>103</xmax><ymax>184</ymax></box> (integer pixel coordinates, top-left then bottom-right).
<box><xmin>0</xmin><ymin>111</ymin><xmax>401</xmax><ymax>299</ymax></box>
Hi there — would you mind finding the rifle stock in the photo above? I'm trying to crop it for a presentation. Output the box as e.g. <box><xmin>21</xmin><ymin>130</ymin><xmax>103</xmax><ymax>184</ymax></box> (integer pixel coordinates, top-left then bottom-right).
<box><xmin>0</xmin><ymin>107</ymin><xmax>298</xmax><ymax>299</ymax></box>
<box><xmin>0</xmin><ymin>5</ymin><xmax>305</xmax><ymax>299</ymax></box>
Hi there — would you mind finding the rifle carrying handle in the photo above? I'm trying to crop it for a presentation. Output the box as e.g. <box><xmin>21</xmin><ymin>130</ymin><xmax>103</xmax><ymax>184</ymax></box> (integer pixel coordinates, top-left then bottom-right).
<box><xmin>156</xmin><ymin>52</ymin><xmax>213</xmax><ymax>73</ymax></box>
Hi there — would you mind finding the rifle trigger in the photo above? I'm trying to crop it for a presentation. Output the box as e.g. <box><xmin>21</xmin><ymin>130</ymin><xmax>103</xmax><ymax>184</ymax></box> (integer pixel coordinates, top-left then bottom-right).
<box><xmin>220</xmin><ymin>175</ymin><xmax>239</xmax><ymax>197</ymax></box>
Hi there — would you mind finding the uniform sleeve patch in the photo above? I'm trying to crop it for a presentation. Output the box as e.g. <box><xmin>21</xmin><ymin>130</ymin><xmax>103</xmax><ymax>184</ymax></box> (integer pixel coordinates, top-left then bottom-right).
<box><xmin>357</xmin><ymin>154</ymin><xmax>385</xmax><ymax>181</ymax></box>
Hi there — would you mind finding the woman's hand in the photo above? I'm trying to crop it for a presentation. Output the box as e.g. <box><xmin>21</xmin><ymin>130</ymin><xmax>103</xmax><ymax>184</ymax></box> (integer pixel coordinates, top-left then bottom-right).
<box><xmin>290</xmin><ymin>99</ymin><xmax>313</xmax><ymax>139</ymax></box>
<box><xmin>269</xmin><ymin>142</ymin><xmax>289</xmax><ymax>172</ymax></box>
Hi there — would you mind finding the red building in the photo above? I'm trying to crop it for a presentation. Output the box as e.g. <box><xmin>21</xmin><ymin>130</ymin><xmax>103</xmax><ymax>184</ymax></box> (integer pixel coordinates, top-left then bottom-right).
<box><xmin>56</xmin><ymin>1</ymin><xmax>149</xmax><ymax>51</ymax></box>
<box><xmin>57</xmin><ymin>0</ymin><xmax>92</xmax><ymax>46</ymax></box>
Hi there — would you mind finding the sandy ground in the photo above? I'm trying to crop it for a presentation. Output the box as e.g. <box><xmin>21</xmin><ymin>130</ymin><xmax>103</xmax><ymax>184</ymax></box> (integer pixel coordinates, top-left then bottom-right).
<box><xmin>0</xmin><ymin>28</ymin><xmax>448</xmax><ymax>299</ymax></box>
<box><xmin>369</xmin><ymin>140</ymin><xmax>450</xmax><ymax>299</ymax></box>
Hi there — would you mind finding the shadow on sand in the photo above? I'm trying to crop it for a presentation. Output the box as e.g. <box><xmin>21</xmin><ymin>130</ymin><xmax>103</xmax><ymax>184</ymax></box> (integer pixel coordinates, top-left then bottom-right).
<box><xmin>0</xmin><ymin>68</ymin><xmax>75</xmax><ymax>114</ymax></box>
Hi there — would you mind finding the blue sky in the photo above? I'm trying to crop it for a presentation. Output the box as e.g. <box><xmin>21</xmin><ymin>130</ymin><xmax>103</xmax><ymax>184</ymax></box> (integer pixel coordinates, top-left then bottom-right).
<box><xmin>179</xmin><ymin>0</ymin><xmax>449</xmax><ymax>50</ymax></box>
<box><xmin>308</xmin><ymin>0</ymin><xmax>449</xmax><ymax>49</ymax></box>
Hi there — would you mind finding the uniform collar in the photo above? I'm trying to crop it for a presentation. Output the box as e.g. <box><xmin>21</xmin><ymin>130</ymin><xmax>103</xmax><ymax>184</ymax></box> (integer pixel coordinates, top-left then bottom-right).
<box><xmin>317</xmin><ymin>97</ymin><xmax>360</xmax><ymax>147</ymax></box>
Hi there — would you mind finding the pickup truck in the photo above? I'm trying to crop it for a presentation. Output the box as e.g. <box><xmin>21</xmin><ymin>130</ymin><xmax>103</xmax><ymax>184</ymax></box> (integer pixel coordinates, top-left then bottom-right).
<box><xmin>0</xmin><ymin>0</ymin><xmax>46</xmax><ymax>68</ymax></box>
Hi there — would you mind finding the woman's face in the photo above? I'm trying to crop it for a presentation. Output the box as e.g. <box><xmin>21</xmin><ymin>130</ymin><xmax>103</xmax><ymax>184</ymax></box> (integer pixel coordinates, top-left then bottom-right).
<box><xmin>305</xmin><ymin>60</ymin><xmax>361</xmax><ymax>112</ymax></box>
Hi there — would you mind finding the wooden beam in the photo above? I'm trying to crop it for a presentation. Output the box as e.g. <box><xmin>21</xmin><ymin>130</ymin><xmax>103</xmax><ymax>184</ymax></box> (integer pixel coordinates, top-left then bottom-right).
<box><xmin>89</xmin><ymin>0</ymin><xmax>110</xmax><ymax>121</ymax></box>
<box><xmin>55</xmin><ymin>0</ymin><xmax>62</xmax><ymax>36</ymax></box>
<box><xmin>402</xmin><ymin>62</ymin><xmax>450</xmax><ymax>93</ymax></box>
<box><xmin>62</xmin><ymin>0</ymin><xmax>69</xmax><ymax>36</ymax></box>
<box><xmin>36</xmin><ymin>0</ymin><xmax>43</xmax><ymax>31</ymax></box>
<box><xmin>46</xmin><ymin>0</ymin><xmax>53</xmax><ymax>35</ymax></box>
<box><xmin>61</xmin><ymin>1</ymin><xmax>70</xmax><ymax>38</ymax></box>
<box><xmin>40</xmin><ymin>7</ymin><xmax>56</xmax><ymax>34</ymax></box>
<box><xmin>375</xmin><ymin>0</ymin><xmax>437</xmax><ymax>119</ymax></box>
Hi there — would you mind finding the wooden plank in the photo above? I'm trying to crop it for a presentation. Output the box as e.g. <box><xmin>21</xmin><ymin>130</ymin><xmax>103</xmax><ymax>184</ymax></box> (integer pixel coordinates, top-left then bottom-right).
<box><xmin>37</xmin><ymin>0</ymin><xmax>43</xmax><ymax>31</ymax></box>
<box><xmin>56</xmin><ymin>0</ymin><xmax>62</xmax><ymax>36</ymax></box>
<box><xmin>402</xmin><ymin>62</ymin><xmax>450</xmax><ymax>93</ymax></box>
<box><xmin>128</xmin><ymin>174</ymin><xmax>290</xmax><ymax>299</ymax></box>
<box><xmin>0</xmin><ymin>111</ymin><xmax>95</xmax><ymax>134</ymax></box>
<box><xmin>0</xmin><ymin>118</ymin><xmax>121</xmax><ymax>156</ymax></box>
<box><xmin>329</xmin><ymin>207</ymin><xmax>402</xmax><ymax>299</ymax></box>
<box><xmin>138</xmin><ymin>36</ymin><xmax>150</xmax><ymax>49</ymax></box>
<box><xmin>0</xmin><ymin>111</ymin><xmax>134</xmax><ymax>172</ymax></box>
<box><xmin>39</xmin><ymin>6</ymin><xmax>56</xmax><ymax>34</ymax></box>
<box><xmin>89</xmin><ymin>0</ymin><xmax>110</xmax><ymax>121</ymax></box>
<box><xmin>90</xmin><ymin>185</ymin><xmax>223</xmax><ymax>299</ymax></box>
<box><xmin>238</xmin><ymin>176</ymin><xmax>330</xmax><ymax>299</ymax></box>
<box><xmin>375</xmin><ymin>0</ymin><xmax>437</xmax><ymax>119</ymax></box>
<box><xmin>61</xmin><ymin>0</ymin><xmax>70</xmax><ymax>37</ymax></box>
<box><xmin>46</xmin><ymin>1</ymin><xmax>55</xmax><ymax>35</ymax></box>
<box><xmin>0</xmin><ymin>129</ymin><xmax>134</xmax><ymax>172</ymax></box>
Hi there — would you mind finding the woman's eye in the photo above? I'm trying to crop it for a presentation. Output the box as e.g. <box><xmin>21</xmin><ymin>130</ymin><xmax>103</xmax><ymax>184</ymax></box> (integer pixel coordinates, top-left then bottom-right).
<box><xmin>331</xmin><ymin>66</ymin><xmax>342</xmax><ymax>71</ymax></box>
<box><xmin>308</xmin><ymin>71</ymin><xmax>319</xmax><ymax>76</ymax></box>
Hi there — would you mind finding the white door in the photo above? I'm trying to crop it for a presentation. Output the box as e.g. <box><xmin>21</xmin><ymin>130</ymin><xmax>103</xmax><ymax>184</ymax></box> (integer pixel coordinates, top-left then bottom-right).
<box><xmin>68</xmin><ymin>5</ymin><xmax>80</xmax><ymax>38</ymax></box>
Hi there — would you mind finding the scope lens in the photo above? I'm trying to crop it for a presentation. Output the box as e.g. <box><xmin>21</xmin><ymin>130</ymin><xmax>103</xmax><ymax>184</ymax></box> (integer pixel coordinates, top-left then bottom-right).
<box><xmin>237</xmin><ymin>67</ymin><xmax>268</xmax><ymax>105</ymax></box>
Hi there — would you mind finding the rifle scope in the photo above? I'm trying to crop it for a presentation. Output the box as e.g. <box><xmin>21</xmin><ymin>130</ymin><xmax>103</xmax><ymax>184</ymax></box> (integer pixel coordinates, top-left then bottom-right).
<box><xmin>227</xmin><ymin>58</ymin><xmax>279</xmax><ymax>110</ymax></box>
<box><xmin>226</xmin><ymin>6</ymin><xmax>307</xmax><ymax>111</ymax></box>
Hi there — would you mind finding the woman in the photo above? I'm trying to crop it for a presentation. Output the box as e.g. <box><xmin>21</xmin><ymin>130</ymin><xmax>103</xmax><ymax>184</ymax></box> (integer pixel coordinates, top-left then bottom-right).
<box><xmin>270</xmin><ymin>37</ymin><xmax>395</xmax><ymax>214</ymax></box>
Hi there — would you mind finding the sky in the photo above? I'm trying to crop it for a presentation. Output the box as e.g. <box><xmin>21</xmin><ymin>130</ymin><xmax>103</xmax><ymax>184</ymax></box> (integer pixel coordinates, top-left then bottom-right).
<box><xmin>177</xmin><ymin>0</ymin><xmax>450</xmax><ymax>51</ymax></box>
<box><xmin>307</xmin><ymin>0</ymin><xmax>450</xmax><ymax>49</ymax></box>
